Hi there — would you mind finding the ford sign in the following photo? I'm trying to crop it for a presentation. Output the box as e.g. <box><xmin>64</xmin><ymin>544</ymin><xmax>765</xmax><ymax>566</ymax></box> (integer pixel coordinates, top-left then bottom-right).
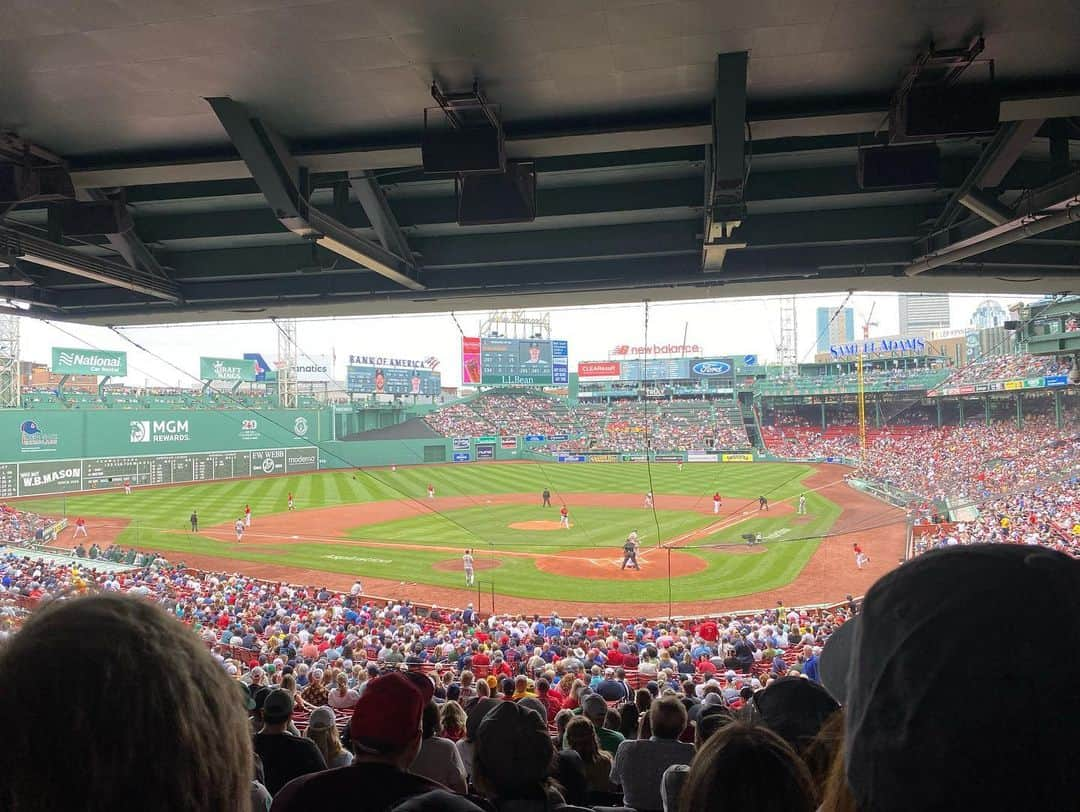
<box><xmin>692</xmin><ymin>360</ymin><xmax>731</xmax><ymax>376</ymax></box>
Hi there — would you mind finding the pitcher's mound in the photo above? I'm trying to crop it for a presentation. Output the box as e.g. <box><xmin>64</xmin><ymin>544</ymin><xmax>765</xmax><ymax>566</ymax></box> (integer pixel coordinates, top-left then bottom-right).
<box><xmin>509</xmin><ymin>520</ymin><xmax>571</xmax><ymax>531</ymax></box>
<box><xmin>536</xmin><ymin>547</ymin><xmax>707</xmax><ymax>579</ymax></box>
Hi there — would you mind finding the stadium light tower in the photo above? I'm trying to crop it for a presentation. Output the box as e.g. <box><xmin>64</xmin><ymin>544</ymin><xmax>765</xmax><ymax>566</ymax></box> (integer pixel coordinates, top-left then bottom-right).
<box><xmin>277</xmin><ymin>319</ymin><xmax>298</xmax><ymax>409</ymax></box>
<box><xmin>778</xmin><ymin>297</ymin><xmax>798</xmax><ymax>377</ymax></box>
<box><xmin>0</xmin><ymin>313</ymin><xmax>20</xmax><ymax>409</ymax></box>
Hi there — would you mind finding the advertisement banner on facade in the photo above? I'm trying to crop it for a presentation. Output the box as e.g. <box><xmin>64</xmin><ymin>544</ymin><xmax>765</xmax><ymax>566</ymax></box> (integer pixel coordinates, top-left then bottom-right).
<box><xmin>293</xmin><ymin>354</ymin><xmax>335</xmax><ymax>383</ymax></box>
<box><xmin>476</xmin><ymin>444</ymin><xmax>495</xmax><ymax>459</ymax></box>
<box><xmin>588</xmin><ymin>454</ymin><xmax>618</xmax><ymax>463</ymax></box>
<box><xmin>721</xmin><ymin>453</ymin><xmax>754</xmax><ymax>462</ymax></box>
<box><xmin>1045</xmin><ymin>375</ymin><xmax>1068</xmax><ymax>387</ymax></box>
<box><xmin>479</xmin><ymin>338</ymin><xmax>569</xmax><ymax>386</ymax></box>
<box><xmin>577</xmin><ymin>361</ymin><xmax>621</xmax><ymax>380</ymax></box>
<box><xmin>52</xmin><ymin>347</ymin><xmax>127</xmax><ymax>377</ymax></box>
<box><xmin>452</xmin><ymin>437</ymin><xmax>470</xmax><ymax>451</ymax></box>
<box><xmin>452</xmin><ymin>452</ymin><xmax>471</xmax><ymax>463</ymax></box>
<box><xmin>200</xmin><ymin>356</ymin><xmax>260</xmax><ymax>382</ymax></box>
<box><xmin>500</xmin><ymin>436</ymin><xmax>518</xmax><ymax>449</ymax></box>
<box><xmin>623</xmin><ymin>453</ymin><xmax>649</xmax><ymax>462</ymax></box>
<box><xmin>476</xmin><ymin>436</ymin><xmax>498</xmax><ymax>444</ymax></box>
<box><xmin>654</xmin><ymin>454</ymin><xmax>685</xmax><ymax>462</ymax></box>
<box><xmin>461</xmin><ymin>337</ymin><xmax>482</xmax><ymax>385</ymax></box>
<box><xmin>1003</xmin><ymin>380</ymin><xmax>1023</xmax><ymax>390</ymax></box>
<box><xmin>687</xmin><ymin>452</ymin><xmax>718</xmax><ymax>463</ymax></box>
<box><xmin>557</xmin><ymin>454</ymin><xmax>586</xmax><ymax>462</ymax></box>
<box><xmin>524</xmin><ymin>434</ymin><xmax>546</xmax><ymax>442</ymax></box>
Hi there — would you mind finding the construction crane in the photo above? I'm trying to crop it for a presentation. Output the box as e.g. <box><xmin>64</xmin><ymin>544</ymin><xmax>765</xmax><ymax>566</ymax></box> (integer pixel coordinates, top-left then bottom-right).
<box><xmin>856</xmin><ymin>303</ymin><xmax>877</xmax><ymax>452</ymax></box>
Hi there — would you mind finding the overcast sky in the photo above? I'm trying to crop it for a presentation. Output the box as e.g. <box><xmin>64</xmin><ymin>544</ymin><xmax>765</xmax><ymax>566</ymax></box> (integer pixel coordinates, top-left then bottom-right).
<box><xmin>17</xmin><ymin>291</ymin><xmax>1036</xmax><ymax>389</ymax></box>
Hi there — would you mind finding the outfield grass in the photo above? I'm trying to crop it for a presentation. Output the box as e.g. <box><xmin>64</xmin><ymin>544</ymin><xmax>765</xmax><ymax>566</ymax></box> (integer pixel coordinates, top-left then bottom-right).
<box><xmin>17</xmin><ymin>461</ymin><xmax>840</xmax><ymax>604</ymax></box>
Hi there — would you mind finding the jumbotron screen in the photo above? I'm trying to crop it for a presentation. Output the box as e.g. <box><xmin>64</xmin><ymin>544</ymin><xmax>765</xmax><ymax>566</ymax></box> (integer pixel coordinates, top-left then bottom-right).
<box><xmin>346</xmin><ymin>364</ymin><xmax>441</xmax><ymax>395</ymax></box>
<box><xmin>479</xmin><ymin>338</ymin><xmax>568</xmax><ymax>386</ymax></box>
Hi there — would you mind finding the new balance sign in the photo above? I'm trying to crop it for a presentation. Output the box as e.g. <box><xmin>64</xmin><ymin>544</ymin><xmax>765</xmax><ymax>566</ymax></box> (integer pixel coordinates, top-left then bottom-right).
<box><xmin>51</xmin><ymin>347</ymin><xmax>127</xmax><ymax>376</ymax></box>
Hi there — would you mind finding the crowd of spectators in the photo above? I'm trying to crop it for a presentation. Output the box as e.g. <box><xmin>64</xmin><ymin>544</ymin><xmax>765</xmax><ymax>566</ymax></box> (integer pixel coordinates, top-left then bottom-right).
<box><xmin>914</xmin><ymin>478</ymin><xmax>1080</xmax><ymax>556</ymax></box>
<box><xmin>4</xmin><ymin>543</ymin><xmax>1079</xmax><ymax>810</ymax></box>
<box><xmin>424</xmin><ymin>395</ymin><xmax>750</xmax><ymax>452</ymax></box>
<box><xmin>938</xmin><ymin>353</ymin><xmax>1069</xmax><ymax>386</ymax></box>
<box><xmin>0</xmin><ymin>505</ymin><xmax>55</xmax><ymax>547</ymax></box>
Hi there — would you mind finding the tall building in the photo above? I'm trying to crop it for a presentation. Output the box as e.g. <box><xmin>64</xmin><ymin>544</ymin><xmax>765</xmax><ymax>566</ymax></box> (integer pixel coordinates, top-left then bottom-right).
<box><xmin>899</xmin><ymin>294</ymin><xmax>950</xmax><ymax>335</ymax></box>
<box><xmin>970</xmin><ymin>299</ymin><xmax>1006</xmax><ymax>330</ymax></box>
<box><xmin>816</xmin><ymin>306</ymin><xmax>855</xmax><ymax>352</ymax></box>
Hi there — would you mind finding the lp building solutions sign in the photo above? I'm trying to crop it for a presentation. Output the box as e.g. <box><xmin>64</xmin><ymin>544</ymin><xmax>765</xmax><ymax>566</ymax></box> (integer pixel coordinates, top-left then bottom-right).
<box><xmin>51</xmin><ymin>347</ymin><xmax>127</xmax><ymax>376</ymax></box>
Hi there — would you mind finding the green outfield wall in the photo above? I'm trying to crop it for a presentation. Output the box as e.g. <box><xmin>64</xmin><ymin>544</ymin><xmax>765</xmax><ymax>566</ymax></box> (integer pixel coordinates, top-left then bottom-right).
<box><xmin>1</xmin><ymin>409</ymin><xmax>325</xmax><ymax>497</ymax></box>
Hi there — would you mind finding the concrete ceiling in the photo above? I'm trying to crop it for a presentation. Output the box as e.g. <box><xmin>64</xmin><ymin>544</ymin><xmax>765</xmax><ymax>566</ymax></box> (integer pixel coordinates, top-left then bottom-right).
<box><xmin>1</xmin><ymin>0</ymin><xmax>1079</xmax><ymax>323</ymax></box>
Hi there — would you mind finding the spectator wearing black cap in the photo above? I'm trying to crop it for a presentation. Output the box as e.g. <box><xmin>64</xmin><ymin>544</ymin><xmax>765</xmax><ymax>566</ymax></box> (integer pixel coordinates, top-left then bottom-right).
<box><xmin>271</xmin><ymin>673</ymin><xmax>443</xmax><ymax>810</ymax></box>
<box><xmin>255</xmin><ymin>689</ymin><xmax>326</xmax><ymax>795</ymax></box>
<box><xmin>844</xmin><ymin>545</ymin><xmax>1080</xmax><ymax>812</ymax></box>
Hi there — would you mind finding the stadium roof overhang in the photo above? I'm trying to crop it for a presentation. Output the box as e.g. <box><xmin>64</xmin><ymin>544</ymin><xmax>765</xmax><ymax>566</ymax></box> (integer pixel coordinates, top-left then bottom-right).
<box><xmin>1</xmin><ymin>1</ymin><xmax>1079</xmax><ymax>325</ymax></box>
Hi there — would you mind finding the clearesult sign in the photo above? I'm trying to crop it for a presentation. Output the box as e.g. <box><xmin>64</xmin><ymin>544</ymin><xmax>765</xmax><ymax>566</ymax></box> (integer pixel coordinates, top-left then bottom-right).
<box><xmin>52</xmin><ymin>347</ymin><xmax>127</xmax><ymax>376</ymax></box>
<box><xmin>200</xmin><ymin>356</ymin><xmax>259</xmax><ymax>382</ymax></box>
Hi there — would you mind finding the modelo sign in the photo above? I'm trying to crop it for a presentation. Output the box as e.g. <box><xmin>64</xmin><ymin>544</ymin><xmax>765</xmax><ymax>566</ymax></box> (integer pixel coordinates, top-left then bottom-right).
<box><xmin>691</xmin><ymin>360</ymin><xmax>732</xmax><ymax>377</ymax></box>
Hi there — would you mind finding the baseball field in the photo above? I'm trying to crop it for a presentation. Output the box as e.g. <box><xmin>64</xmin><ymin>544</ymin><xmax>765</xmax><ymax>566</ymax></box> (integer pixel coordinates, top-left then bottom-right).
<box><xmin>27</xmin><ymin>461</ymin><xmax>906</xmax><ymax>616</ymax></box>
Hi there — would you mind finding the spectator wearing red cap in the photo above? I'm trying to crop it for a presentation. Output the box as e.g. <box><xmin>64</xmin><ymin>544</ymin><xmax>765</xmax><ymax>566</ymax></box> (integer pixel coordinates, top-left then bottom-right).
<box><xmin>271</xmin><ymin>673</ymin><xmax>443</xmax><ymax>810</ymax></box>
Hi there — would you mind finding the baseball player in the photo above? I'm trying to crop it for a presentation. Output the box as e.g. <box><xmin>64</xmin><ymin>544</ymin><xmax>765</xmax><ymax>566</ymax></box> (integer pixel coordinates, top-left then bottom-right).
<box><xmin>559</xmin><ymin>505</ymin><xmax>570</xmax><ymax>529</ymax></box>
<box><xmin>123</xmin><ymin>479</ymin><xmax>132</xmax><ymax>495</ymax></box>
<box><xmin>644</xmin><ymin>491</ymin><xmax>654</xmax><ymax>509</ymax></box>
<box><xmin>621</xmin><ymin>533</ymin><xmax>641</xmax><ymax>570</ymax></box>
<box><xmin>713</xmin><ymin>492</ymin><xmax>722</xmax><ymax>514</ymax></box>
<box><xmin>73</xmin><ymin>517</ymin><xmax>88</xmax><ymax>538</ymax></box>
<box><xmin>287</xmin><ymin>492</ymin><xmax>295</xmax><ymax>511</ymax></box>
<box><xmin>234</xmin><ymin>518</ymin><xmax>245</xmax><ymax>542</ymax></box>
<box><xmin>190</xmin><ymin>511</ymin><xmax>199</xmax><ymax>532</ymax></box>
<box><xmin>797</xmin><ymin>493</ymin><xmax>807</xmax><ymax>515</ymax></box>
<box><xmin>427</xmin><ymin>484</ymin><xmax>435</xmax><ymax>500</ymax></box>
<box><xmin>244</xmin><ymin>504</ymin><xmax>252</xmax><ymax>527</ymax></box>
<box><xmin>463</xmin><ymin>549</ymin><xmax>475</xmax><ymax>586</ymax></box>
<box><xmin>542</xmin><ymin>488</ymin><xmax>551</xmax><ymax>507</ymax></box>
<box><xmin>758</xmin><ymin>495</ymin><xmax>769</xmax><ymax>512</ymax></box>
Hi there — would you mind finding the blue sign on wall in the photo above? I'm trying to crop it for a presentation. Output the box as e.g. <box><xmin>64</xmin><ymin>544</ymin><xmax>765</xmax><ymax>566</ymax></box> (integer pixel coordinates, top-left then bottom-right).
<box><xmin>556</xmin><ymin>454</ymin><xmax>586</xmax><ymax>463</ymax></box>
<box><xmin>547</xmin><ymin>433</ymin><xmax>569</xmax><ymax>441</ymax></box>
<box><xmin>452</xmin><ymin>452</ymin><xmax>471</xmax><ymax>463</ymax></box>
<box><xmin>524</xmin><ymin>434</ymin><xmax>546</xmax><ymax>442</ymax></box>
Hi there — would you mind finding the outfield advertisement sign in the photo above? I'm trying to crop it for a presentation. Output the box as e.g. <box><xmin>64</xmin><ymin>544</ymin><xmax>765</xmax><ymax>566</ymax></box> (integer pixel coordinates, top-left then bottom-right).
<box><xmin>500</xmin><ymin>437</ymin><xmax>518</xmax><ymax>450</ymax></box>
<box><xmin>524</xmin><ymin>434</ymin><xmax>545</xmax><ymax>442</ymax></box>
<box><xmin>548</xmin><ymin>433</ymin><xmax>569</xmax><ymax>441</ymax></box>
<box><xmin>452</xmin><ymin>452</ymin><xmax>471</xmax><ymax>463</ymax></box>
<box><xmin>452</xmin><ymin>437</ymin><xmax>470</xmax><ymax>451</ymax></box>
<box><xmin>721</xmin><ymin>453</ymin><xmax>754</xmax><ymax>462</ymax></box>
<box><xmin>200</xmin><ymin>356</ymin><xmax>260</xmax><ymax>382</ymax></box>
<box><xmin>588</xmin><ymin>454</ymin><xmax>618</xmax><ymax>463</ymax></box>
<box><xmin>929</xmin><ymin>374</ymin><xmax>1071</xmax><ymax>397</ymax></box>
<box><xmin>476</xmin><ymin>444</ymin><xmax>495</xmax><ymax>460</ymax></box>
<box><xmin>687</xmin><ymin>452</ymin><xmax>718</xmax><ymax>463</ymax></box>
<box><xmin>0</xmin><ymin>446</ymin><xmax>318</xmax><ymax>497</ymax></box>
<box><xmin>557</xmin><ymin>454</ymin><xmax>586</xmax><ymax>463</ymax></box>
<box><xmin>654</xmin><ymin>454</ymin><xmax>685</xmax><ymax>462</ymax></box>
<box><xmin>51</xmin><ymin>347</ymin><xmax>127</xmax><ymax>377</ymax></box>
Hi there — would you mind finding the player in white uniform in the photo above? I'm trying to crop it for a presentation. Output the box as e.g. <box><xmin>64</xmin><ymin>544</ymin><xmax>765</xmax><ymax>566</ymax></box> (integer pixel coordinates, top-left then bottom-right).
<box><xmin>797</xmin><ymin>494</ymin><xmax>807</xmax><ymax>515</ymax></box>
<box><xmin>234</xmin><ymin>519</ymin><xmax>245</xmax><ymax>542</ymax></box>
<box><xmin>463</xmin><ymin>549</ymin><xmax>475</xmax><ymax>586</ymax></box>
<box><xmin>644</xmin><ymin>491</ymin><xmax>654</xmax><ymax>509</ymax></box>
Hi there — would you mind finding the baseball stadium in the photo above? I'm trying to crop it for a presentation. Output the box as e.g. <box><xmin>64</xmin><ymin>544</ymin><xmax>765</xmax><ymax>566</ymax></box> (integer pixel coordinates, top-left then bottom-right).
<box><xmin>2</xmin><ymin>7</ymin><xmax>1080</xmax><ymax>809</ymax></box>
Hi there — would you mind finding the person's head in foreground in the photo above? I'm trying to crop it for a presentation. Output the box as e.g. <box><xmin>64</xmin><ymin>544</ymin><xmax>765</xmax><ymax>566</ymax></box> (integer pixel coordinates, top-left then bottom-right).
<box><xmin>0</xmin><ymin>592</ymin><xmax>251</xmax><ymax>811</ymax></box>
<box><xmin>844</xmin><ymin>545</ymin><xmax>1080</xmax><ymax>812</ymax></box>
<box><xmin>679</xmin><ymin>721</ymin><xmax>814</xmax><ymax>812</ymax></box>
<box><xmin>473</xmin><ymin>700</ymin><xmax>557</xmax><ymax>805</ymax></box>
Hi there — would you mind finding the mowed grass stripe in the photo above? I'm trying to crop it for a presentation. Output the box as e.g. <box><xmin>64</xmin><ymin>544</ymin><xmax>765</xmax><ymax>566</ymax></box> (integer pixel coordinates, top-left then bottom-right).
<box><xmin>18</xmin><ymin>462</ymin><xmax>851</xmax><ymax>604</ymax></box>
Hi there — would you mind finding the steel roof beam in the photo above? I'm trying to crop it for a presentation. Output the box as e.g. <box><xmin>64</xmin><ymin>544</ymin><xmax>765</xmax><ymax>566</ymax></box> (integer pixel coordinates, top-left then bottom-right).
<box><xmin>66</xmin><ymin>92</ymin><xmax>1080</xmax><ymax>189</ymax></box>
<box><xmin>206</xmin><ymin>97</ymin><xmax>423</xmax><ymax>291</ymax></box>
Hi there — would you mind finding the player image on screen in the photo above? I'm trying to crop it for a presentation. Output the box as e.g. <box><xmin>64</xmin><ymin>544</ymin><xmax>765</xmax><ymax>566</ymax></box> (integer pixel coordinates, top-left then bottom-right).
<box><xmin>522</xmin><ymin>342</ymin><xmax>549</xmax><ymax>366</ymax></box>
<box><xmin>410</xmin><ymin>374</ymin><xmax>421</xmax><ymax>394</ymax></box>
<box><xmin>374</xmin><ymin>368</ymin><xmax>386</xmax><ymax>393</ymax></box>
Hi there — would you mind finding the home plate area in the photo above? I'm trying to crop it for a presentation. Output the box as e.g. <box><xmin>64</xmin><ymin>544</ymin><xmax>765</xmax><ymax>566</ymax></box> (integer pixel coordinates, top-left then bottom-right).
<box><xmin>534</xmin><ymin>547</ymin><xmax>707</xmax><ymax>579</ymax></box>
